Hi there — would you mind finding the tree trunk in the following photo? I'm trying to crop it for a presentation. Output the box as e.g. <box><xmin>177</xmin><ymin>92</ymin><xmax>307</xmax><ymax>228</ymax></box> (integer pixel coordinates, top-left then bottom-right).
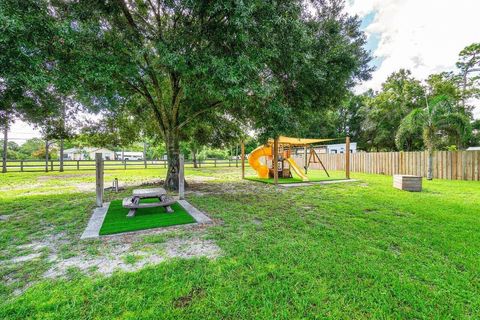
<box><xmin>59</xmin><ymin>138</ymin><xmax>64</xmax><ymax>172</ymax></box>
<box><xmin>427</xmin><ymin>149</ymin><xmax>433</xmax><ymax>180</ymax></box>
<box><xmin>143</xmin><ymin>140</ymin><xmax>147</xmax><ymax>168</ymax></box>
<box><xmin>164</xmin><ymin>131</ymin><xmax>181</xmax><ymax>190</ymax></box>
<box><xmin>2</xmin><ymin>122</ymin><xmax>7</xmax><ymax>173</ymax></box>
<box><xmin>192</xmin><ymin>150</ymin><xmax>198</xmax><ymax>168</ymax></box>
<box><xmin>45</xmin><ymin>139</ymin><xmax>49</xmax><ymax>173</ymax></box>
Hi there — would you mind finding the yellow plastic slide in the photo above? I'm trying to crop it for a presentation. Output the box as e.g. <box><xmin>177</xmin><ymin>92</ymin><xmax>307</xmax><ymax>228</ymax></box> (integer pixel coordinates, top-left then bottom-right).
<box><xmin>286</xmin><ymin>157</ymin><xmax>309</xmax><ymax>181</ymax></box>
<box><xmin>248</xmin><ymin>145</ymin><xmax>272</xmax><ymax>178</ymax></box>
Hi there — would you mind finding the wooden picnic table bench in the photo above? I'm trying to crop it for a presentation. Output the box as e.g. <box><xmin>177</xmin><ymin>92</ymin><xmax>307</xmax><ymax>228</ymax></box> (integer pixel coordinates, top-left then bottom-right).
<box><xmin>122</xmin><ymin>188</ymin><xmax>175</xmax><ymax>217</ymax></box>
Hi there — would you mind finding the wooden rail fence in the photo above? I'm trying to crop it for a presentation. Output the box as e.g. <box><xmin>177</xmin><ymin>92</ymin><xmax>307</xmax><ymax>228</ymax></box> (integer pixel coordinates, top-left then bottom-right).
<box><xmin>2</xmin><ymin>158</ymin><xmax>247</xmax><ymax>173</ymax></box>
<box><xmin>293</xmin><ymin>150</ymin><xmax>480</xmax><ymax>181</ymax></box>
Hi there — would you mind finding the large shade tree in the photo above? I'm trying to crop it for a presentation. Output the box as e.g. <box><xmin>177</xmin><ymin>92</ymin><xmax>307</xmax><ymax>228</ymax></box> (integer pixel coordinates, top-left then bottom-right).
<box><xmin>46</xmin><ymin>0</ymin><xmax>370</xmax><ymax>189</ymax></box>
<box><xmin>1</xmin><ymin>0</ymin><xmax>74</xmax><ymax>171</ymax></box>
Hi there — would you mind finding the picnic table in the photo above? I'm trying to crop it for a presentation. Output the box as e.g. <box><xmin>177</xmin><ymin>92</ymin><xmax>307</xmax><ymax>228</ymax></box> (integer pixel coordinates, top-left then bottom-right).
<box><xmin>122</xmin><ymin>188</ymin><xmax>175</xmax><ymax>217</ymax></box>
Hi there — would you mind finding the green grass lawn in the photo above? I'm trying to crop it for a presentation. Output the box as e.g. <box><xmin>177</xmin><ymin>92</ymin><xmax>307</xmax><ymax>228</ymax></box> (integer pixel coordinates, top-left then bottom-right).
<box><xmin>245</xmin><ymin>169</ymin><xmax>346</xmax><ymax>184</ymax></box>
<box><xmin>99</xmin><ymin>200</ymin><xmax>195</xmax><ymax>235</ymax></box>
<box><xmin>1</xmin><ymin>167</ymin><xmax>480</xmax><ymax>318</ymax></box>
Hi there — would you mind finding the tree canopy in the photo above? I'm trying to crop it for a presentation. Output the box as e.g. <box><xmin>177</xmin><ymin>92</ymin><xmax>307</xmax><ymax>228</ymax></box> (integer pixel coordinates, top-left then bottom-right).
<box><xmin>22</xmin><ymin>0</ymin><xmax>369</xmax><ymax>189</ymax></box>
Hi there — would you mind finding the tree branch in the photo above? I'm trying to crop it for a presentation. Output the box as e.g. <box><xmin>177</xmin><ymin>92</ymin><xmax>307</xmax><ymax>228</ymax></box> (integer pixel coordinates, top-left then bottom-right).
<box><xmin>117</xmin><ymin>0</ymin><xmax>170</xmax><ymax>130</ymax></box>
<box><xmin>170</xmin><ymin>72</ymin><xmax>182</xmax><ymax>125</ymax></box>
<box><xmin>176</xmin><ymin>101</ymin><xmax>223</xmax><ymax>130</ymax></box>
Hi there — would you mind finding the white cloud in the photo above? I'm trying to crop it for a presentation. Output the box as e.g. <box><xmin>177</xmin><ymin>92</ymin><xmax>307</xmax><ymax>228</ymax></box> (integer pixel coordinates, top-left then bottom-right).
<box><xmin>7</xmin><ymin>120</ymin><xmax>42</xmax><ymax>145</ymax></box>
<box><xmin>347</xmin><ymin>0</ymin><xmax>480</xmax><ymax>118</ymax></box>
<box><xmin>8</xmin><ymin>112</ymin><xmax>101</xmax><ymax>145</ymax></box>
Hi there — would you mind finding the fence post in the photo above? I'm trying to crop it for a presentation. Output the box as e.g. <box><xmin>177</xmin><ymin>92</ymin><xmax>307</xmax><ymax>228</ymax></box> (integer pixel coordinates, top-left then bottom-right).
<box><xmin>273</xmin><ymin>137</ymin><xmax>279</xmax><ymax>184</ymax></box>
<box><xmin>163</xmin><ymin>160</ymin><xmax>166</xmax><ymax>168</ymax></box>
<box><xmin>143</xmin><ymin>141</ymin><xmax>147</xmax><ymax>169</ymax></box>
<box><xmin>95</xmin><ymin>153</ymin><xmax>104</xmax><ymax>207</ymax></box>
<box><xmin>241</xmin><ymin>141</ymin><xmax>245</xmax><ymax>179</ymax></box>
<box><xmin>229</xmin><ymin>159</ymin><xmax>231</xmax><ymax>167</ymax></box>
<box><xmin>236</xmin><ymin>144</ymin><xmax>239</xmax><ymax>167</ymax></box>
<box><xmin>21</xmin><ymin>161</ymin><xmax>24</xmax><ymax>172</ymax></box>
<box><xmin>179</xmin><ymin>154</ymin><xmax>185</xmax><ymax>200</ymax></box>
<box><xmin>77</xmin><ymin>160</ymin><xmax>80</xmax><ymax>170</ymax></box>
<box><xmin>50</xmin><ymin>160</ymin><xmax>54</xmax><ymax>172</ymax></box>
<box><xmin>1</xmin><ymin>125</ymin><xmax>6</xmax><ymax>173</ymax></box>
<box><xmin>345</xmin><ymin>136</ymin><xmax>351</xmax><ymax>179</ymax></box>
<box><xmin>304</xmin><ymin>146</ymin><xmax>308</xmax><ymax>174</ymax></box>
<box><xmin>124</xmin><ymin>160</ymin><xmax>127</xmax><ymax>170</ymax></box>
<box><xmin>214</xmin><ymin>159</ymin><xmax>217</xmax><ymax>167</ymax></box>
<box><xmin>45</xmin><ymin>139</ymin><xmax>49</xmax><ymax>172</ymax></box>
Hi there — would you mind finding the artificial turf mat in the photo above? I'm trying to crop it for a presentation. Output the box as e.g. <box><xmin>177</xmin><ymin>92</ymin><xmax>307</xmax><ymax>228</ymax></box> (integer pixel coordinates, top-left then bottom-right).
<box><xmin>99</xmin><ymin>198</ymin><xmax>196</xmax><ymax>235</ymax></box>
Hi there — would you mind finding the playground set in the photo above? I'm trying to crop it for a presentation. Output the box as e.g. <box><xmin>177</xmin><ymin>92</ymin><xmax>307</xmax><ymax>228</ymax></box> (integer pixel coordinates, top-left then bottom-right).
<box><xmin>241</xmin><ymin>136</ymin><xmax>351</xmax><ymax>184</ymax></box>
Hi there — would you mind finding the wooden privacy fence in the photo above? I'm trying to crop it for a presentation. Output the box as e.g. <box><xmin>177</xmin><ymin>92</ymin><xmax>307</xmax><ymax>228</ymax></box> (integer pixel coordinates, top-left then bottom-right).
<box><xmin>293</xmin><ymin>151</ymin><xmax>480</xmax><ymax>181</ymax></box>
<box><xmin>2</xmin><ymin>158</ymin><xmax>247</xmax><ymax>173</ymax></box>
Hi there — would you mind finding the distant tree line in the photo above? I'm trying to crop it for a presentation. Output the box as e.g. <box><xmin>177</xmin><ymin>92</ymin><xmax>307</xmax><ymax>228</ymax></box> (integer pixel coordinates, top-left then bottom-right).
<box><xmin>1</xmin><ymin>136</ymin><xmax>259</xmax><ymax>162</ymax></box>
<box><xmin>311</xmin><ymin>43</ymin><xmax>480</xmax><ymax>152</ymax></box>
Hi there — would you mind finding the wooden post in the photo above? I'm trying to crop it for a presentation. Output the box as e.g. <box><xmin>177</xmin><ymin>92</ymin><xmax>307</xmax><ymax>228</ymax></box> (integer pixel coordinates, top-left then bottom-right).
<box><xmin>345</xmin><ymin>136</ymin><xmax>351</xmax><ymax>179</ymax></box>
<box><xmin>236</xmin><ymin>145</ymin><xmax>239</xmax><ymax>167</ymax></box>
<box><xmin>77</xmin><ymin>160</ymin><xmax>80</xmax><ymax>170</ymax></box>
<box><xmin>304</xmin><ymin>145</ymin><xmax>308</xmax><ymax>174</ymax></box>
<box><xmin>179</xmin><ymin>154</ymin><xmax>185</xmax><ymax>200</ymax></box>
<box><xmin>95</xmin><ymin>153</ymin><xmax>104</xmax><ymax>207</ymax></box>
<box><xmin>273</xmin><ymin>138</ymin><xmax>279</xmax><ymax>184</ymax></box>
<box><xmin>20</xmin><ymin>160</ymin><xmax>24</xmax><ymax>172</ymax></box>
<box><xmin>45</xmin><ymin>139</ymin><xmax>49</xmax><ymax>172</ymax></box>
<box><xmin>59</xmin><ymin>138</ymin><xmax>64</xmax><ymax>172</ymax></box>
<box><xmin>2</xmin><ymin>122</ymin><xmax>8</xmax><ymax>173</ymax></box>
<box><xmin>143</xmin><ymin>141</ymin><xmax>147</xmax><ymax>169</ymax></box>
<box><xmin>241</xmin><ymin>141</ymin><xmax>245</xmax><ymax>179</ymax></box>
<box><xmin>50</xmin><ymin>160</ymin><xmax>53</xmax><ymax>171</ymax></box>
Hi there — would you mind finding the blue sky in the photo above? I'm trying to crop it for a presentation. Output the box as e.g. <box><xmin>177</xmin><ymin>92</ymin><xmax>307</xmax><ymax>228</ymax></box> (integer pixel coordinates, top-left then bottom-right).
<box><xmin>360</xmin><ymin>11</ymin><xmax>383</xmax><ymax>70</ymax></box>
<box><xmin>348</xmin><ymin>0</ymin><xmax>479</xmax><ymax>117</ymax></box>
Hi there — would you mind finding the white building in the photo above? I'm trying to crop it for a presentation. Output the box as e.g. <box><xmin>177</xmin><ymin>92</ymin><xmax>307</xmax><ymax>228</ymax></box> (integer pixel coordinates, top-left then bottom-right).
<box><xmin>319</xmin><ymin>142</ymin><xmax>357</xmax><ymax>154</ymax></box>
<box><xmin>115</xmin><ymin>151</ymin><xmax>144</xmax><ymax>161</ymax></box>
<box><xmin>62</xmin><ymin>147</ymin><xmax>116</xmax><ymax>160</ymax></box>
<box><xmin>467</xmin><ymin>147</ymin><xmax>480</xmax><ymax>151</ymax></box>
<box><xmin>293</xmin><ymin>142</ymin><xmax>358</xmax><ymax>157</ymax></box>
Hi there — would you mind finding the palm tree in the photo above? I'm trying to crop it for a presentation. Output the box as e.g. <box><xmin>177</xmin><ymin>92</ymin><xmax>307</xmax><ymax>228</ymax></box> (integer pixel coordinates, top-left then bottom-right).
<box><xmin>396</xmin><ymin>95</ymin><xmax>470</xmax><ymax>180</ymax></box>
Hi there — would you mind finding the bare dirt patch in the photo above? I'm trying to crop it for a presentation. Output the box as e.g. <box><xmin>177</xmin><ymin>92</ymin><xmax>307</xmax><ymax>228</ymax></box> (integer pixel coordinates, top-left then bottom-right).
<box><xmin>11</xmin><ymin>253</ymin><xmax>43</xmax><ymax>263</ymax></box>
<box><xmin>37</xmin><ymin>173</ymin><xmax>95</xmax><ymax>181</ymax></box>
<box><xmin>75</xmin><ymin>182</ymin><xmax>95</xmax><ymax>192</ymax></box>
<box><xmin>44</xmin><ymin>237</ymin><xmax>220</xmax><ymax>278</ymax></box>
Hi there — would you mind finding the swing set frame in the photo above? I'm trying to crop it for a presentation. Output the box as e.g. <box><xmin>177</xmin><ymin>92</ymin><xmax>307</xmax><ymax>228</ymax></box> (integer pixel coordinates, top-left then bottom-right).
<box><xmin>241</xmin><ymin>136</ymin><xmax>351</xmax><ymax>185</ymax></box>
